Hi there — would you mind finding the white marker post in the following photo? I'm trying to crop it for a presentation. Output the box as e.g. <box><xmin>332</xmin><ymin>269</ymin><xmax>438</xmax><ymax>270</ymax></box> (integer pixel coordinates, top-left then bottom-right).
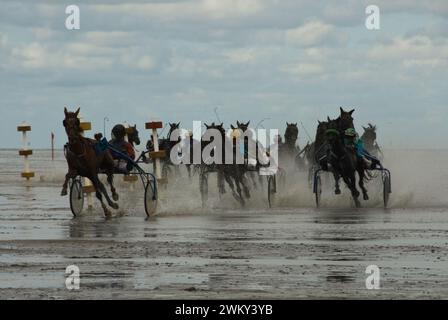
<box><xmin>17</xmin><ymin>122</ymin><xmax>34</xmax><ymax>181</ymax></box>
<box><xmin>78</xmin><ymin>112</ymin><xmax>94</xmax><ymax>210</ymax></box>
<box><xmin>145</xmin><ymin>121</ymin><xmax>166</xmax><ymax>184</ymax></box>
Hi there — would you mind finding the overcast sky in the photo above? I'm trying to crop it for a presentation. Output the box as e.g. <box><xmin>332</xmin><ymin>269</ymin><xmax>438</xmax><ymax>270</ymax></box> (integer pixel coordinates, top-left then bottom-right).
<box><xmin>0</xmin><ymin>0</ymin><xmax>447</xmax><ymax>149</ymax></box>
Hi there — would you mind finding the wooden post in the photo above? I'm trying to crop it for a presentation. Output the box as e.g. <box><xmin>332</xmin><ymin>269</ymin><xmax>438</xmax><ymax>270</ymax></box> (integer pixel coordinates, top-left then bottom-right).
<box><xmin>145</xmin><ymin>121</ymin><xmax>166</xmax><ymax>184</ymax></box>
<box><xmin>17</xmin><ymin>122</ymin><xmax>34</xmax><ymax>181</ymax></box>
<box><xmin>78</xmin><ymin>112</ymin><xmax>94</xmax><ymax>209</ymax></box>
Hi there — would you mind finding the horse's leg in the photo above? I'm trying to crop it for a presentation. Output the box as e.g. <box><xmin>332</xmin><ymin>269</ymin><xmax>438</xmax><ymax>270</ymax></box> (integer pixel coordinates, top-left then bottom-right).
<box><xmin>186</xmin><ymin>164</ymin><xmax>191</xmax><ymax>179</ymax></box>
<box><xmin>333</xmin><ymin>171</ymin><xmax>341</xmax><ymax>195</ymax></box>
<box><xmin>241</xmin><ymin>172</ymin><xmax>251</xmax><ymax>199</ymax></box>
<box><xmin>357</xmin><ymin>167</ymin><xmax>369</xmax><ymax>200</ymax></box>
<box><xmin>106</xmin><ymin>173</ymin><xmax>119</xmax><ymax>201</ymax></box>
<box><xmin>98</xmin><ymin>177</ymin><xmax>119</xmax><ymax>210</ymax></box>
<box><xmin>223</xmin><ymin>172</ymin><xmax>241</xmax><ymax>204</ymax></box>
<box><xmin>249</xmin><ymin>171</ymin><xmax>258</xmax><ymax>190</ymax></box>
<box><xmin>103</xmin><ymin>152</ymin><xmax>119</xmax><ymax>201</ymax></box>
<box><xmin>199</xmin><ymin>168</ymin><xmax>208</xmax><ymax>207</ymax></box>
<box><xmin>233</xmin><ymin>174</ymin><xmax>246</xmax><ymax>207</ymax></box>
<box><xmin>343</xmin><ymin>174</ymin><xmax>361</xmax><ymax>207</ymax></box>
<box><xmin>90</xmin><ymin>168</ymin><xmax>118</xmax><ymax>211</ymax></box>
<box><xmin>90</xmin><ymin>176</ymin><xmax>112</xmax><ymax>217</ymax></box>
<box><xmin>217</xmin><ymin>169</ymin><xmax>226</xmax><ymax>194</ymax></box>
<box><xmin>61</xmin><ymin>167</ymin><xmax>77</xmax><ymax>196</ymax></box>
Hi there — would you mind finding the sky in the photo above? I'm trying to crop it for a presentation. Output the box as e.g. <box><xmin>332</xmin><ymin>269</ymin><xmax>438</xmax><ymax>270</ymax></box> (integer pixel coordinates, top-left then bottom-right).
<box><xmin>0</xmin><ymin>0</ymin><xmax>447</xmax><ymax>149</ymax></box>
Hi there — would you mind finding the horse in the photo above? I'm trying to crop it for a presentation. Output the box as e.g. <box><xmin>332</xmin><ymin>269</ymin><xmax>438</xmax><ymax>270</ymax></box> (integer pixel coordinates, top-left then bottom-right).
<box><xmin>279</xmin><ymin>123</ymin><xmax>299</xmax><ymax>166</ymax></box>
<box><xmin>313</xmin><ymin>108</ymin><xmax>355</xmax><ymax>196</ymax></box>
<box><xmin>145</xmin><ymin>122</ymin><xmax>181</xmax><ymax>181</ymax></box>
<box><xmin>199</xmin><ymin>122</ymin><xmax>248</xmax><ymax>207</ymax></box>
<box><xmin>361</xmin><ymin>123</ymin><xmax>382</xmax><ymax>159</ymax></box>
<box><xmin>315</xmin><ymin>108</ymin><xmax>370</xmax><ymax>207</ymax></box>
<box><xmin>60</xmin><ymin>107</ymin><xmax>119</xmax><ymax>217</ymax></box>
<box><xmin>231</xmin><ymin>120</ymin><xmax>263</xmax><ymax>191</ymax></box>
<box><xmin>324</xmin><ymin>123</ymin><xmax>362</xmax><ymax>207</ymax></box>
<box><xmin>126</xmin><ymin>124</ymin><xmax>141</xmax><ymax>147</ymax></box>
<box><xmin>159</xmin><ymin>122</ymin><xmax>181</xmax><ymax>180</ymax></box>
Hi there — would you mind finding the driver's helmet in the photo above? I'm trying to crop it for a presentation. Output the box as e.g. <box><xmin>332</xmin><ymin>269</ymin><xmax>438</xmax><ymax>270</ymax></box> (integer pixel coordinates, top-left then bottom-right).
<box><xmin>112</xmin><ymin>125</ymin><xmax>126</xmax><ymax>141</ymax></box>
<box><xmin>344</xmin><ymin>128</ymin><xmax>357</xmax><ymax>137</ymax></box>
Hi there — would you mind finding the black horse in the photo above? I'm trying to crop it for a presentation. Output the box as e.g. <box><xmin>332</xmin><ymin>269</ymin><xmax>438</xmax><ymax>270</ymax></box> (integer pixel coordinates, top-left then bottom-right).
<box><xmin>313</xmin><ymin>107</ymin><xmax>369</xmax><ymax>207</ymax></box>
<box><xmin>199</xmin><ymin>122</ymin><xmax>248</xmax><ymax>207</ymax></box>
<box><xmin>231</xmin><ymin>120</ymin><xmax>264</xmax><ymax>191</ymax></box>
<box><xmin>146</xmin><ymin>122</ymin><xmax>181</xmax><ymax>181</ymax></box>
<box><xmin>279</xmin><ymin>123</ymin><xmax>299</xmax><ymax>168</ymax></box>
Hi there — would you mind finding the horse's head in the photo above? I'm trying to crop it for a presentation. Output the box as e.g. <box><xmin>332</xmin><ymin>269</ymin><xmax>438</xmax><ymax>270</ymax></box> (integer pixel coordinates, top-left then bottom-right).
<box><xmin>285</xmin><ymin>122</ymin><xmax>298</xmax><ymax>145</ymax></box>
<box><xmin>63</xmin><ymin>107</ymin><xmax>81</xmax><ymax>141</ymax></box>
<box><xmin>168</xmin><ymin>122</ymin><xmax>180</xmax><ymax>136</ymax></box>
<box><xmin>362</xmin><ymin>123</ymin><xmax>377</xmax><ymax>145</ymax></box>
<box><xmin>235</xmin><ymin>120</ymin><xmax>250</xmax><ymax>132</ymax></box>
<box><xmin>230</xmin><ymin>121</ymin><xmax>251</xmax><ymax>141</ymax></box>
<box><xmin>338</xmin><ymin>107</ymin><xmax>355</xmax><ymax>131</ymax></box>
<box><xmin>127</xmin><ymin>124</ymin><xmax>140</xmax><ymax>146</ymax></box>
<box><xmin>204</xmin><ymin>122</ymin><xmax>225</xmax><ymax>137</ymax></box>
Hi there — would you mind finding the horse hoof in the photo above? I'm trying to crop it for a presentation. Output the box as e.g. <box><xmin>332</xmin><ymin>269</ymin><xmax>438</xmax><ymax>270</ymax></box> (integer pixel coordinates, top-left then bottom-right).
<box><xmin>111</xmin><ymin>203</ymin><xmax>119</xmax><ymax>210</ymax></box>
<box><xmin>104</xmin><ymin>209</ymin><xmax>112</xmax><ymax>218</ymax></box>
<box><xmin>363</xmin><ymin>194</ymin><xmax>369</xmax><ymax>201</ymax></box>
<box><xmin>112</xmin><ymin>193</ymin><xmax>119</xmax><ymax>201</ymax></box>
<box><xmin>61</xmin><ymin>190</ymin><xmax>67</xmax><ymax>196</ymax></box>
<box><xmin>335</xmin><ymin>189</ymin><xmax>341</xmax><ymax>195</ymax></box>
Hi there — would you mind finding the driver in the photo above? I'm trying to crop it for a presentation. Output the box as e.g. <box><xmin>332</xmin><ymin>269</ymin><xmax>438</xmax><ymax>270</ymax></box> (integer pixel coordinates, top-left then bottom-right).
<box><xmin>109</xmin><ymin>125</ymin><xmax>135</xmax><ymax>173</ymax></box>
<box><xmin>344</xmin><ymin>128</ymin><xmax>380</xmax><ymax>169</ymax></box>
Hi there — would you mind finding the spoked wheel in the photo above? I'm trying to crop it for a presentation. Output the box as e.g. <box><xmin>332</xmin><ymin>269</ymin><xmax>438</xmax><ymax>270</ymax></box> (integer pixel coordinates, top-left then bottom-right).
<box><xmin>144</xmin><ymin>178</ymin><xmax>158</xmax><ymax>217</ymax></box>
<box><xmin>267</xmin><ymin>175</ymin><xmax>277</xmax><ymax>208</ymax></box>
<box><xmin>69</xmin><ymin>178</ymin><xmax>84</xmax><ymax>217</ymax></box>
<box><xmin>314</xmin><ymin>174</ymin><xmax>322</xmax><ymax>208</ymax></box>
<box><xmin>382</xmin><ymin>172</ymin><xmax>391</xmax><ymax>208</ymax></box>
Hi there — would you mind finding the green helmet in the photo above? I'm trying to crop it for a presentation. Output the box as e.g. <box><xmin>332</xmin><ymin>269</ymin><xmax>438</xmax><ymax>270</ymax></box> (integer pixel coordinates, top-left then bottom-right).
<box><xmin>344</xmin><ymin>128</ymin><xmax>357</xmax><ymax>137</ymax></box>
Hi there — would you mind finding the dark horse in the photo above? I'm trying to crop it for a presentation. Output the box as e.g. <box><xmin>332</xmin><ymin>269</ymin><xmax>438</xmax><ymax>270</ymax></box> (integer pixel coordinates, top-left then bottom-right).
<box><xmin>125</xmin><ymin>124</ymin><xmax>141</xmax><ymax>147</ymax></box>
<box><xmin>361</xmin><ymin>123</ymin><xmax>382</xmax><ymax>159</ymax></box>
<box><xmin>314</xmin><ymin>107</ymin><xmax>369</xmax><ymax>207</ymax></box>
<box><xmin>146</xmin><ymin>122</ymin><xmax>181</xmax><ymax>181</ymax></box>
<box><xmin>279</xmin><ymin>122</ymin><xmax>299</xmax><ymax>164</ymax></box>
<box><xmin>231</xmin><ymin>120</ymin><xmax>264</xmax><ymax>191</ymax></box>
<box><xmin>61</xmin><ymin>108</ymin><xmax>119</xmax><ymax>217</ymax></box>
<box><xmin>199</xmin><ymin>122</ymin><xmax>248</xmax><ymax>207</ymax></box>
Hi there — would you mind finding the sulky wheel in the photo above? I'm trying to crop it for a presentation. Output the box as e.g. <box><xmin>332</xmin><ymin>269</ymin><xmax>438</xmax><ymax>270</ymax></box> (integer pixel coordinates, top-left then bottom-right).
<box><xmin>69</xmin><ymin>178</ymin><xmax>84</xmax><ymax>217</ymax></box>
<box><xmin>144</xmin><ymin>178</ymin><xmax>158</xmax><ymax>217</ymax></box>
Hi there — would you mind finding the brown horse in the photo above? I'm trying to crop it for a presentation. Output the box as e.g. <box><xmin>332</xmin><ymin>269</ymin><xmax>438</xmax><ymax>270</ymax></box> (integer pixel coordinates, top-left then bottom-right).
<box><xmin>60</xmin><ymin>107</ymin><xmax>119</xmax><ymax>217</ymax></box>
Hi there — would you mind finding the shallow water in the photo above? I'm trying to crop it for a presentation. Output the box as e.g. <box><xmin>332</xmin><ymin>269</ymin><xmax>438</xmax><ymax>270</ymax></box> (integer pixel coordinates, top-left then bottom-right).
<box><xmin>1</xmin><ymin>149</ymin><xmax>448</xmax><ymax>299</ymax></box>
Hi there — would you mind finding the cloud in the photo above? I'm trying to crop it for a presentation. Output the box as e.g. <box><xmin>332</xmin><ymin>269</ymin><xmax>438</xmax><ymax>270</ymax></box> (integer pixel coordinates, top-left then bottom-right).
<box><xmin>280</xmin><ymin>62</ymin><xmax>325</xmax><ymax>77</ymax></box>
<box><xmin>285</xmin><ymin>20</ymin><xmax>348</xmax><ymax>47</ymax></box>
<box><xmin>0</xmin><ymin>0</ymin><xmax>447</xmax><ymax>149</ymax></box>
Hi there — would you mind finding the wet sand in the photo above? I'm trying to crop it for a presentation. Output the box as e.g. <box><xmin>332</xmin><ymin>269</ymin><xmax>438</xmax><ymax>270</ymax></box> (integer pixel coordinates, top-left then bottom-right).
<box><xmin>1</xmin><ymin>150</ymin><xmax>448</xmax><ymax>299</ymax></box>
